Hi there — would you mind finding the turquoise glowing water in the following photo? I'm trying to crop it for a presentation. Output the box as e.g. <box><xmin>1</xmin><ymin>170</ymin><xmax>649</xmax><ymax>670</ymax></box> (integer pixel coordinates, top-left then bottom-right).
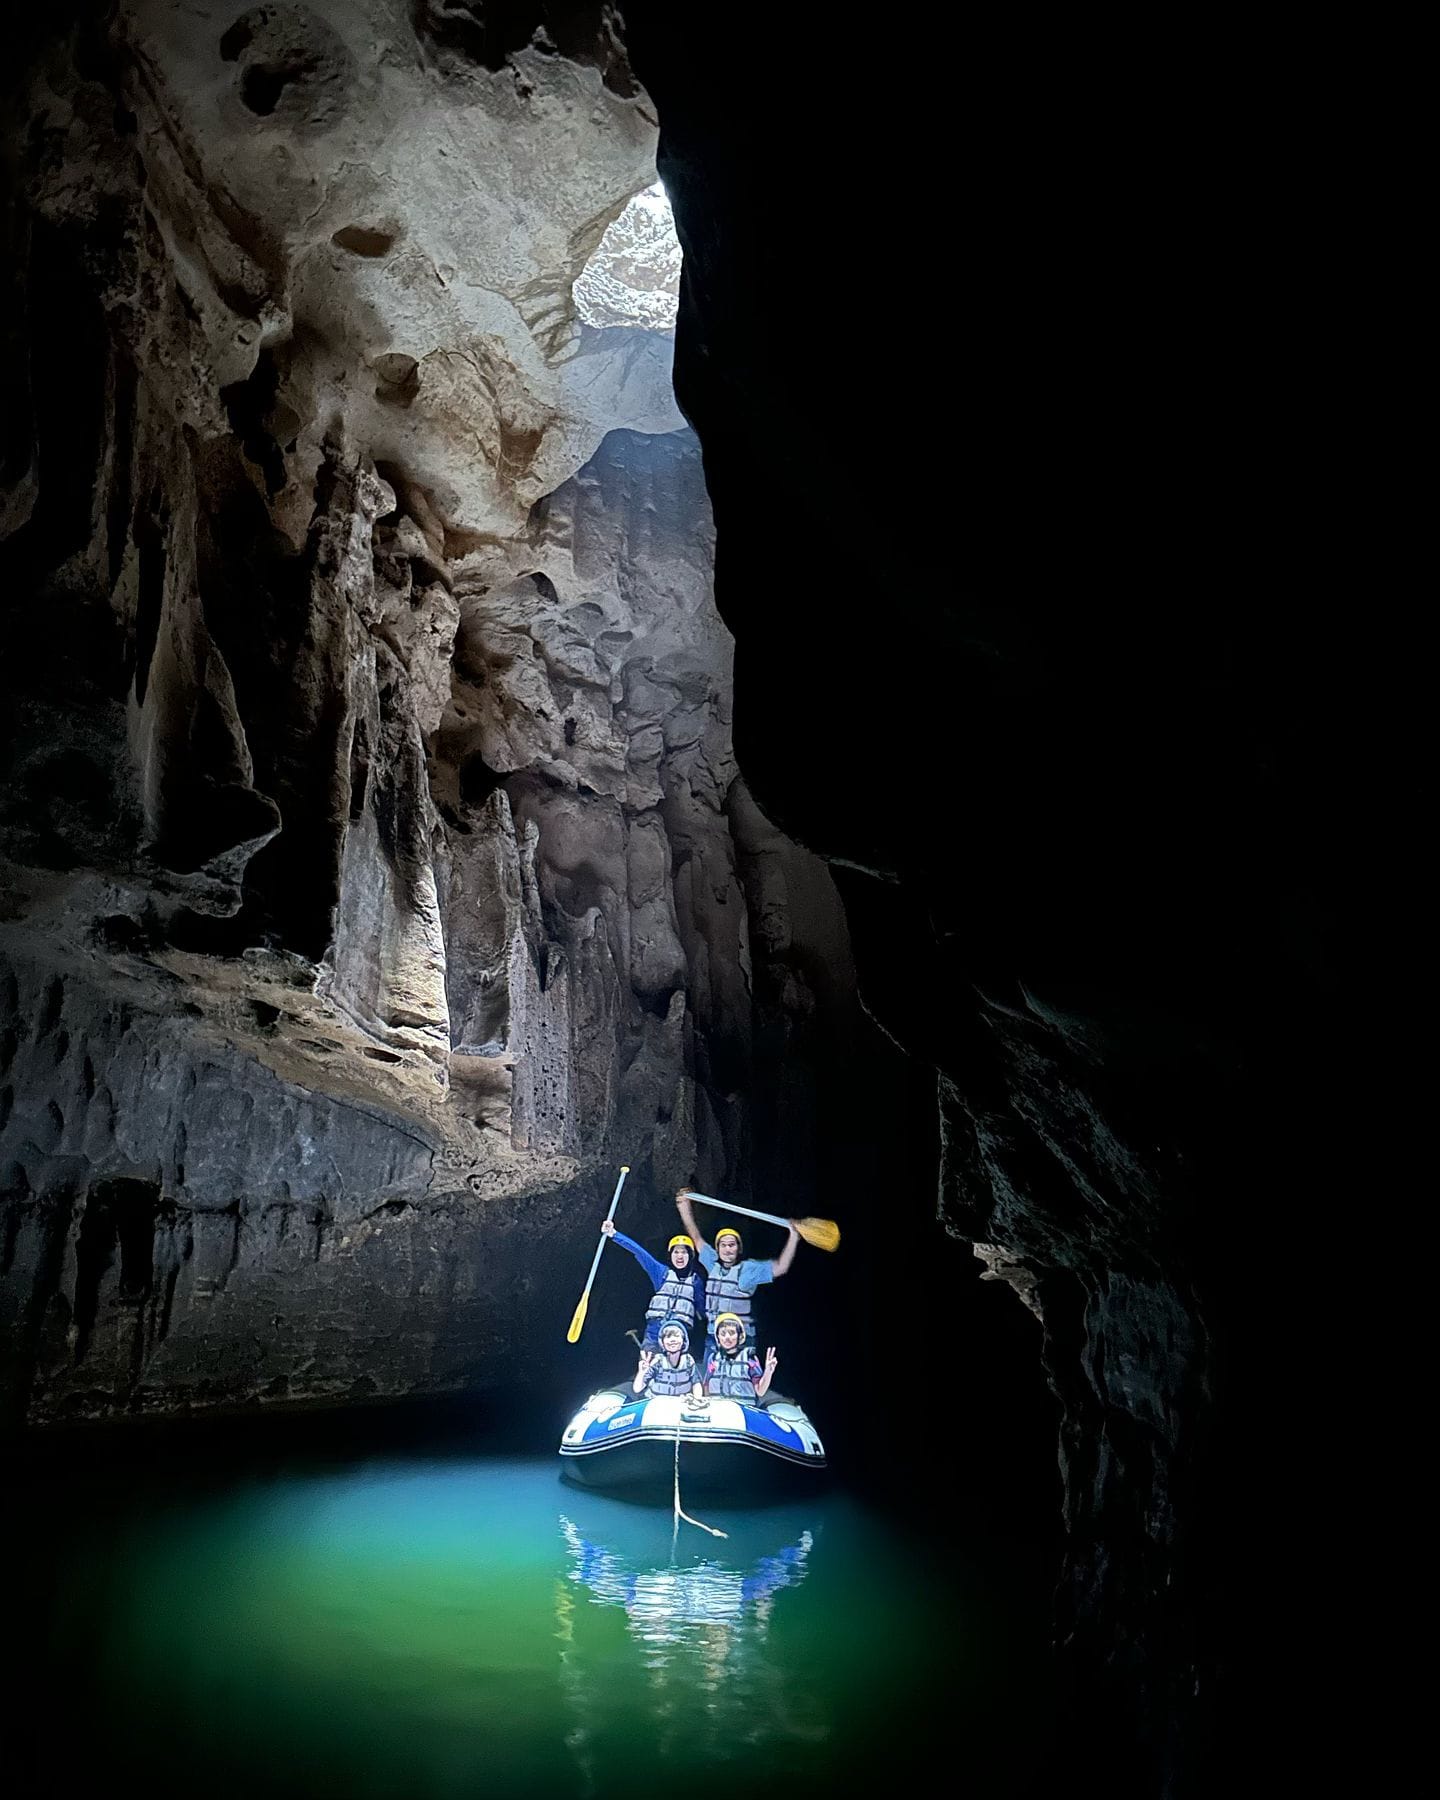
<box><xmin>7</xmin><ymin>1436</ymin><xmax>1055</xmax><ymax>1797</ymax></box>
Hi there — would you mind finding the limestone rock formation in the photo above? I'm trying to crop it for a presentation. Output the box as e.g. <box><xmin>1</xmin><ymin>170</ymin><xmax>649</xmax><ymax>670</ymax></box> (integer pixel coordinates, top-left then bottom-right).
<box><xmin>0</xmin><ymin>3</ymin><xmax>851</xmax><ymax>1423</ymax></box>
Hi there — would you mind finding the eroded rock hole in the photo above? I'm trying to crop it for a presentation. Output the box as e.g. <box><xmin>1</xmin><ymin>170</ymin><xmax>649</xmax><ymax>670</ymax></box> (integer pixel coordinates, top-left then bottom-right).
<box><xmin>38</xmin><ymin>977</ymin><xmax>64</xmax><ymax>1039</ymax></box>
<box><xmin>459</xmin><ymin>752</ymin><xmax>503</xmax><ymax>811</ymax></box>
<box><xmin>241</xmin><ymin>62</ymin><xmax>303</xmax><ymax>116</ymax></box>
<box><xmin>95</xmin><ymin>914</ymin><xmax>147</xmax><ymax>955</ymax></box>
<box><xmin>373</xmin><ymin>352</ymin><xmax>420</xmax><ymax>409</ymax></box>
<box><xmin>218</xmin><ymin>19</ymin><xmax>253</xmax><ymax>60</ymax></box>
<box><xmin>221</xmin><ymin>350</ymin><xmax>288</xmax><ymax>498</ymax></box>
<box><xmin>333</xmin><ymin>225</ymin><xmax>396</xmax><ymax>258</ymax></box>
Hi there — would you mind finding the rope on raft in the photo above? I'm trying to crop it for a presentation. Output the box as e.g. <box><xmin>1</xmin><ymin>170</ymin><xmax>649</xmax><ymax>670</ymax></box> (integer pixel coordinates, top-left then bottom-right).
<box><xmin>673</xmin><ymin>1422</ymin><xmax>726</xmax><ymax>1538</ymax></box>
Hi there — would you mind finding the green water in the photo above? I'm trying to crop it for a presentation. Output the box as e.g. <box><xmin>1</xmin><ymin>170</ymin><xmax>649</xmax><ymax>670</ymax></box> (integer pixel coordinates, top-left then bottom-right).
<box><xmin>7</xmin><ymin>1441</ymin><xmax>1055</xmax><ymax>1798</ymax></box>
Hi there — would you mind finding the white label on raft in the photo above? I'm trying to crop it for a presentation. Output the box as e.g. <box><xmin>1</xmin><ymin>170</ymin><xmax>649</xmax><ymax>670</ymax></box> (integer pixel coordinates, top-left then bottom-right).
<box><xmin>641</xmin><ymin>1397</ymin><xmax>747</xmax><ymax>1432</ymax></box>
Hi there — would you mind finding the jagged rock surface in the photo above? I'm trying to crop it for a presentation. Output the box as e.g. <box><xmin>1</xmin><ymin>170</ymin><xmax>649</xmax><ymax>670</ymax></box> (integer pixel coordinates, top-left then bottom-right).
<box><xmin>0</xmin><ymin>4</ymin><xmax>850</xmax><ymax>1423</ymax></box>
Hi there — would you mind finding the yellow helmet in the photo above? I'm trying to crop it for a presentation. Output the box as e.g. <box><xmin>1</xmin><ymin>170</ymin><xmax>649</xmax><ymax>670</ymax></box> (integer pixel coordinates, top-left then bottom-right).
<box><xmin>668</xmin><ymin>1234</ymin><xmax>695</xmax><ymax>1252</ymax></box>
<box><xmin>713</xmin><ymin>1311</ymin><xmax>747</xmax><ymax>1342</ymax></box>
<box><xmin>714</xmin><ymin>1226</ymin><xmax>743</xmax><ymax>1250</ymax></box>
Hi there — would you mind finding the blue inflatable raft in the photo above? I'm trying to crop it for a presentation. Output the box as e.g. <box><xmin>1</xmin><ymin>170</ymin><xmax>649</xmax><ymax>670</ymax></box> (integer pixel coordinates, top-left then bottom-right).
<box><xmin>558</xmin><ymin>1387</ymin><xmax>827</xmax><ymax>1498</ymax></box>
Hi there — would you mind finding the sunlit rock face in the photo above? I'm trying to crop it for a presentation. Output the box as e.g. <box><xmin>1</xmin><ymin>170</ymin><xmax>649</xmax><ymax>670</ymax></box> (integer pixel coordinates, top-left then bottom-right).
<box><xmin>0</xmin><ymin>4</ymin><xmax>853</xmax><ymax>1421</ymax></box>
<box><xmin>573</xmin><ymin>182</ymin><xmax>681</xmax><ymax>330</ymax></box>
<box><xmin>103</xmin><ymin>0</ymin><xmax>680</xmax><ymax>540</ymax></box>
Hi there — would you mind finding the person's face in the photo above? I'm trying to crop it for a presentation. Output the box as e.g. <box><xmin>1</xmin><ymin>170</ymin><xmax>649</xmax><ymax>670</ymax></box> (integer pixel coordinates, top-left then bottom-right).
<box><xmin>717</xmin><ymin>1235</ymin><xmax>741</xmax><ymax>1265</ymax></box>
<box><xmin>670</xmin><ymin>1244</ymin><xmax>690</xmax><ymax>1269</ymax></box>
<box><xmin>717</xmin><ymin>1322</ymin><xmax>741</xmax><ymax>1353</ymax></box>
<box><xmin>660</xmin><ymin>1330</ymin><xmax>684</xmax><ymax>1357</ymax></box>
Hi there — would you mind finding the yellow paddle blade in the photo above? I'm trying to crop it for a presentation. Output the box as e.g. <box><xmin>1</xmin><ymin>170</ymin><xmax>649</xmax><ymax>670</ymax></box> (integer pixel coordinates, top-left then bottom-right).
<box><xmin>566</xmin><ymin>1292</ymin><xmax>589</xmax><ymax>1343</ymax></box>
<box><xmin>795</xmin><ymin>1216</ymin><xmax>840</xmax><ymax>1252</ymax></box>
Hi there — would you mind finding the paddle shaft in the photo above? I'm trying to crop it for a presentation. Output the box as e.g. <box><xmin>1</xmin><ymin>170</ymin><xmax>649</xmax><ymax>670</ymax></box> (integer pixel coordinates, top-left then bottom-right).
<box><xmin>567</xmin><ymin>1165</ymin><xmax>629</xmax><ymax>1341</ymax></box>
<box><xmin>679</xmin><ymin>1191</ymin><xmax>794</xmax><ymax>1234</ymax></box>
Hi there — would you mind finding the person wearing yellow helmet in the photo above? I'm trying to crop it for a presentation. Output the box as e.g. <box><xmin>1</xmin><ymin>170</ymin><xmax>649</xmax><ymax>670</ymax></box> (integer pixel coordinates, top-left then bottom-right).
<box><xmin>704</xmin><ymin>1312</ymin><xmax>778</xmax><ymax>1402</ymax></box>
<box><xmin>600</xmin><ymin>1215</ymin><xmax>705</xmax><ymax>1348</ymax></box>
<box><xmin>674</xmin><ymin>1187</ymin><xmax>800</xmax><ymax>1363</ymax></box>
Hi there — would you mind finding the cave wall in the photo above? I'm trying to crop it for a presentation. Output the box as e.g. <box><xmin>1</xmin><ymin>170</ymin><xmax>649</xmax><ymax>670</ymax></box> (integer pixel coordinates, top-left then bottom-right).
<box><xmin>0</xmin><ymin>3</ymin><xmax>861</xmax><ymax>1423</ymax></box>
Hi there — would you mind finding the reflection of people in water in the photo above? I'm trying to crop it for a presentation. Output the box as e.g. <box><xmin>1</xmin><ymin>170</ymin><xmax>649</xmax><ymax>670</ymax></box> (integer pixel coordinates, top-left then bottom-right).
<box><xmin>633</xmin><ymin>1317</ymin><xmax>704</xmax><ymax>1400</ymax></box>
<box><xmin>704</xmin><ymin>1312</ymin><xmax>777</xmax><ymax>1400</ymax></box>
<box><xmin>555</xmin><ymin>1508</ymin><xmax>823</xmax><ymax>1782</ymax></box>
<box><xmin>559</xmin><ymin>1515</ymin><xmax>814</xmax><ymax>1644</ymax></box>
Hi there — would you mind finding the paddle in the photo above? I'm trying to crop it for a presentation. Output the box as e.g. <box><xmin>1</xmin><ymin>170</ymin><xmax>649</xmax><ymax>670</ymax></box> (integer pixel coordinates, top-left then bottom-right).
<box><xmin>567</xmin><ymin>1165</ymin><xmax>630</xmax><ymax>1343</ymax></box>
<box><xmin>678</xmin><ymin>1190</ymin><xmax>840</xmax><ymax>1252</ymax></box>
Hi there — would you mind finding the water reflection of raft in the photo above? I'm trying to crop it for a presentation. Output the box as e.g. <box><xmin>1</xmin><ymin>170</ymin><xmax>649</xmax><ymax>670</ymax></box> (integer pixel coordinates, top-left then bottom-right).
<box><xmin>558</xmin><ymin>1495</ymin><xmax>816</xmax><ymax>1634</ymax></box>
<box><xmin>558</xmin><ymin>1387</ymin><xmax>827</xmax><ymax>1498</ymax></box>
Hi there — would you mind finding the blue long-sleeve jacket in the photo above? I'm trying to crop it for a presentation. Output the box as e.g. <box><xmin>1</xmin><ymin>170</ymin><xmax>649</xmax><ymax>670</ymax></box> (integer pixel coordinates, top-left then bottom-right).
<box><xmin>611</xmin><ymin>1229</ymin><xmax>705</xmax><ymax>1315</ymax></box>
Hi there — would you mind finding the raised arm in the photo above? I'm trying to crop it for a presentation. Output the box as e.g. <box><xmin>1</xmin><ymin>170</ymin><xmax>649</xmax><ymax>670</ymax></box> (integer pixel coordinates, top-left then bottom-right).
<box><xmin>632</xmin><ymin>1348</ymin><xmax>653</xmax><ymax>1396</ymax></box>
<box><xmin>675</xmin><ymin>1188</ymin><xmax>710</xmax><ymax>1253</ymax></box>
<box><xmin>755</xmin><ymin>1346</ymin><xmax>778</xmax><ymax>1399</ymax></box>
<box><xmin>602</xmin><ymin>1221</ymin><xmax>666</xmax><ymax>1289</ymax></box>
<box><xmin>770</xmin><ymin>1222</ymin><xmax>801</xmax><ymax>1279</ymax></box>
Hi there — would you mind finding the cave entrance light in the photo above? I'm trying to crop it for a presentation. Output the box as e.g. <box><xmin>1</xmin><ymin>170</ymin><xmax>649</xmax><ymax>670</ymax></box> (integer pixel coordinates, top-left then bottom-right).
<box><xmin>573</xmin><ymin>181</ymin><xmax>681</xmax><ymax>332</ymax></box>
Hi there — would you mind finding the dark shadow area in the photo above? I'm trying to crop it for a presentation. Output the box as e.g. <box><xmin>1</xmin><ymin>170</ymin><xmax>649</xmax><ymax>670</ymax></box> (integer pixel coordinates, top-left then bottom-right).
<box><xmin>617</xmin><ymin>11</ymin><xmax>1362</xmax><ymax>1793</ymax></box>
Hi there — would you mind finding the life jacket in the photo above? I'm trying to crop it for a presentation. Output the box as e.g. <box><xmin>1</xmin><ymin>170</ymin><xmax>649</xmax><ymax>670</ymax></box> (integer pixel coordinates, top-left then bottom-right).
<box><xmin>645</xmin><ymin>1352</ymin><xmax>697</xmax><ymax>1397</ymax></box>
<box><xmin>644</xmin><ymin>1266</ymin><xmax>698</xmax><ymax>1330</ymax></box>
<box><xmin>706</xmin><ymin>1349</ymin><xmax>759</xmax><ymax>1400</ymax></box>
<box><xmin>705</xmin><ymin>1261</ymin><xmax>754</xmax><ymax>1335</ymax></box>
